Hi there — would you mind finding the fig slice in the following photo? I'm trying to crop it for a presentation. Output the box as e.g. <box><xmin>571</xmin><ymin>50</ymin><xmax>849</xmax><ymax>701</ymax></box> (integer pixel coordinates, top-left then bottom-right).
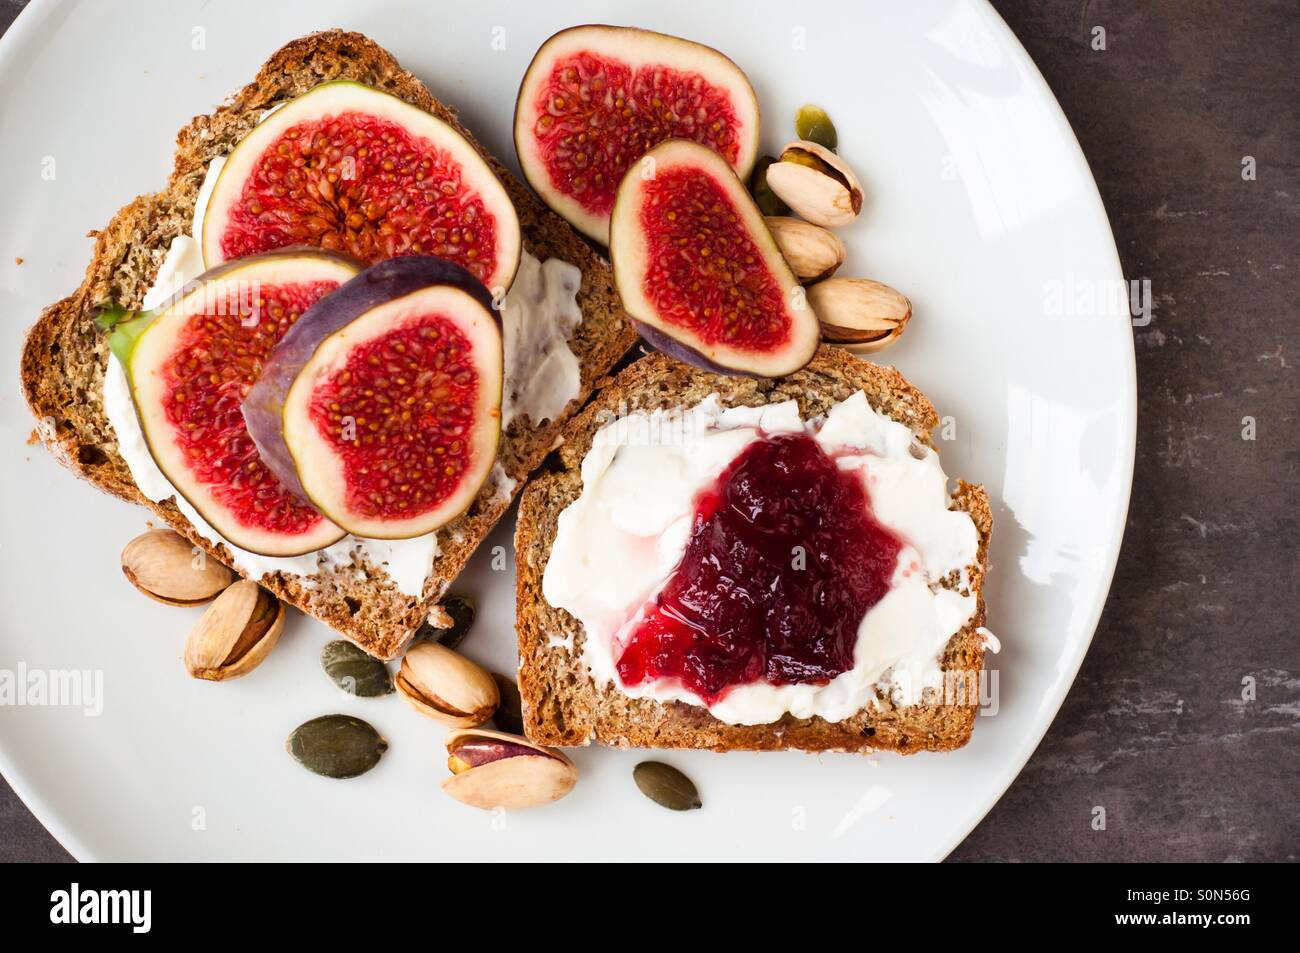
<box><xmin>514</xmin><ymin>24</ymin><xmax>761</xmax><ymax>244</ymax></box>
<box><xmin>202</xmin><ymin>80</ymin><xmax>522</xmax><ymax>294</ymax></box>
<box><xmin>609</xmin><ymin>139</ymin><xmax>820</xmax><ymax>378</ymax></box>
<box><xmin>98</xmin><ymin>249</ymin><xmax>363</xmax><ymax>556</ymax></box>
<box><xmin>243</xmin><ymin>256</ymin><xmax>504</xmax><ymax>541</ymax></box>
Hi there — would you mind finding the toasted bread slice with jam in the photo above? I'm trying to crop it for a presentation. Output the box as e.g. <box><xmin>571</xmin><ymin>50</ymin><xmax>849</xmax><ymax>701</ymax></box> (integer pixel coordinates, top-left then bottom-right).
<box><xmin>515</xmin><ymin>348</ymin><xmax>992</xmax><ymax>754</ymax></box>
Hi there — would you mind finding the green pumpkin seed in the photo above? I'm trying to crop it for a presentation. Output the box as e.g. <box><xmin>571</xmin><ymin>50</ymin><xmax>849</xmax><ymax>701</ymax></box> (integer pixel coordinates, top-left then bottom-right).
<box><xmin>490</xmin><ymin>673</ymin><xmax>524</xmax><ymax>735</ymax></box>
<box><xmin>794</xmin><ymin>103</ymin><xmax>838</xmax><ymax>151</ymax></box>
<box><xmin>414</xmin><ymin>593</ymin><xmax>477</xmax><ymax>650</ymax></box>
<box><xmin>633</xmin><ymin>761</ymin><xmax>702</xmax><ymax>811</ymax></box>
<box><xmin>286</xmin><ymin>714</ymin><xmax>387</xmax><ymax>779</ymax></box>
<box><xmin>439</xmin><ymin>594</ymin><xmax>476</xmax><ymax>646</ymax></box>
<box><xmin>320</xmin><ymin>639</ymin><xmax>393</xmax><ymax>697</ymax></box>
<box><xmin>750</xmin><ymin>156</ymin><xmax>791</xmax><ymax>217</ymax></box>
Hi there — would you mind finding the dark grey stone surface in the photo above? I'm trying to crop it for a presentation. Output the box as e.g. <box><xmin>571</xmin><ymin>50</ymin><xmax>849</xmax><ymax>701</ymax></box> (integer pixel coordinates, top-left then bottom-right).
<box><xmin>948</xmin><ymin>0</ymin><xmax>1299</xmax><ymax>862</ymax></box>
<box><xmin>1</xmin><ymin>0</ymin><xmax>1295</xmax><ymax>862</ymax></box>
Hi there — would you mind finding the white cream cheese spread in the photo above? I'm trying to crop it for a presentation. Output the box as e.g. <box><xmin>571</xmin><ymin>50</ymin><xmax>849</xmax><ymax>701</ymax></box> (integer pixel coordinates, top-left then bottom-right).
<box><xmin>500</xmin><ymin>252</ymin><xmax>583</xmax><ymax>428</ymax></box>
<box><xmin>541</xmin><ymin>393</ymin><xmax>981</xmax><ymax>726</ymax></box>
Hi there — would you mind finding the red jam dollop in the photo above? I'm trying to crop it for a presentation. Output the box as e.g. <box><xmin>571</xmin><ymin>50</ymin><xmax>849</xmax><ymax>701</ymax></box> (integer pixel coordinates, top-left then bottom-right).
<box><xmin>615</xmin><ymin>432</ymin><xmax>902</xmax><ymax>704</ymax></box>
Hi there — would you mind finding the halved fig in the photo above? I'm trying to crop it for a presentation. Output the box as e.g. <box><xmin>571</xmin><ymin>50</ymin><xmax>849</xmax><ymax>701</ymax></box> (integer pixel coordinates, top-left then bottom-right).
<box><xmin>243</xmin><ymin>256</ymin><xmax>503</xmax><ymax>541</ymax></box>
<box><xmin>514</xmin><ymin>24</ymin><xmax>761</xmax><ymax>244</ymax></box>
<box><xmin>99</xmin><ymin>249</ymin><xmax>362</xmax><ymax>556</ymax></box>
<box><xmin>609</xmin><ymin>139</ymin><xmax>819</xmax><ymax>378</ymax></box>
<box><xmin>203</xmin><ymin>80</ymin><xmax>522</xmax><ymax>293</ymax></box>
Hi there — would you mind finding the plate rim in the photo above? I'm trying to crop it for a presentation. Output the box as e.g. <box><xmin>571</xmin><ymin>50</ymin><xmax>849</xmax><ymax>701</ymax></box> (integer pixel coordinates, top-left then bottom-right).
<box><xmin>925</xmin><ymin>0</ymin><xmax>1137</xmax><ymax>861</ymax></box>
<box><xmin>0</xmin><ymin>0</ymin><xmax>101</xmax><ymax>865</ymax></box>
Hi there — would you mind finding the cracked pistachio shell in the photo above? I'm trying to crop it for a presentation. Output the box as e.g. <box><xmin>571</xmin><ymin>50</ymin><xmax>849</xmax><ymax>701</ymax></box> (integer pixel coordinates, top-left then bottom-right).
<box><xmin>184</xmin><ymin>580</ymin><xmax>284</xmax><ymax>681</ymax></box>
<box><xmin>765</xmin><ymin>216</ymin><xmax>847</xmax><ymax>283</ymax></box>
<box><xmin>395</xmin><ymin>641</ymin><xmax>498</xmax><ymax>726</ymax></box>
<box><xmin>807</xmin><ymin>277</ymin><xmax>912</xmax><ymax>354</ymax></box>
<box><xmin>765</xmin><ymin>140</ymin><xmax>864</xmax><ymax>228</ymax></box>
<box><xmin>441</xmin><ymin>728</ymin><xmax>576</xmax><ymax>810</ymax></box>
<box><xmin>121</xmin><ymin>529</ymin><xmax>232</xmax><ymax>606</ymax></box>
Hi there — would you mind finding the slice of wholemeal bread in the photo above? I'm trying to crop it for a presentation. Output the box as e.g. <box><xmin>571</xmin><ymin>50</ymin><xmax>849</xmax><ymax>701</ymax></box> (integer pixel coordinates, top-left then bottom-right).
<box><xmin>20</xmin><ymin>30</ymin><xmax>638</xmax><ymax>660</ymax></box>
<box><xmin>515</xmin><ymin>348</ymin><xmax>992</xmax><ymax>754</ymax></box>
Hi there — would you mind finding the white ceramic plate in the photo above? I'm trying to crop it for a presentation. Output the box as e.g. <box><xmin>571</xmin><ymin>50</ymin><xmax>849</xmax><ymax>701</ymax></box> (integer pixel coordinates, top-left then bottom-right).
<box><xmin>0</xmin><ymin>0</ymin><xmax>1133</xmax><ymax>861</ymax></box>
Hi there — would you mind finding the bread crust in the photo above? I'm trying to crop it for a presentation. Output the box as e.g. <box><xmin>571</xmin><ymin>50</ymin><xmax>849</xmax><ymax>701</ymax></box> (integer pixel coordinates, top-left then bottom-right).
<box><xmin>515</xmin><ymin>349</ymin><xmax>993</xmax><ymax>754</ymax></box>
<box><xmin>19</xmin><ymin>30</ymin><xmax>637</xmax><ymax>660</ymax></box>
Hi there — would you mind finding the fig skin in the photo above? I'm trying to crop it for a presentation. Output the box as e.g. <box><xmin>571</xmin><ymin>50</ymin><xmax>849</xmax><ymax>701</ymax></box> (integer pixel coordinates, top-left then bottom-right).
<box><xmin>243</xmin><ymin>255</ymin><xmax>503</xmax><ymax>540</ymax></box>
<box><xmin>628</xmin><ymin>319</ymin><xmax>760</xmax><ymax>377</ymax></box>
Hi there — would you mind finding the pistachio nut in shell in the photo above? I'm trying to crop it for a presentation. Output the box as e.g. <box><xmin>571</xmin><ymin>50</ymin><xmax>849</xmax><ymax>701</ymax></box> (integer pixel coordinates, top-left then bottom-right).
<box><xmin>807</xmin><ymin>278</ymin><xmax>912</xmax><ymax>354</ymax></box>
<box><xmin>441</xmin><ymin>727</ymin><xmax>577</xmax><ymax>810</ymax></box>
<box><xmin>395</xmin><ymin>641</ymin><xmax>498</xmax><ymax>726</ymax></box>
<box><xmin>184</xmin><ymin>580</ymin><xmax>284</xmax><ymax>681</ymax></box>
<box><xmin>837</xmin><ymin>331</ymin><xmax>908</xmax><ymax>355</ymax></box>
<box><xmin>764</xmin><ymin>140</ymin><xmax>864</xmax><ymax>228</ymax></box>
<box><xmin>764</xmin><ymin>216</ymin><xmax>846</xmax><ymax>283</ymax></box>
<box><xmin>121</xmin><ymin>528</ymin><xmax>233</xmax><ymax>606</ymax></box>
